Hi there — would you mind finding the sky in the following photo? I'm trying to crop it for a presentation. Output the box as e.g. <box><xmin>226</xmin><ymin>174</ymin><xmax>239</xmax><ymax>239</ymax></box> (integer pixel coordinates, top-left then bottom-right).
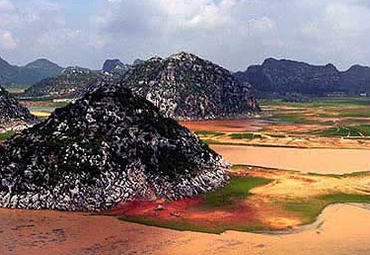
<box><xmin>1</xmin><ymin>0</ymin><xmax>370</xmax><ymax>71</ymax></box>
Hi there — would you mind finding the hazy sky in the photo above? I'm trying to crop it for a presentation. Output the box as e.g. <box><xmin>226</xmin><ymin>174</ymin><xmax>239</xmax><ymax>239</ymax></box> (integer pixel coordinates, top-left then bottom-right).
<box><xmin>1</xmin><ymin>0</ymin><xmax>370</xmax><ymax>71</ymax></box>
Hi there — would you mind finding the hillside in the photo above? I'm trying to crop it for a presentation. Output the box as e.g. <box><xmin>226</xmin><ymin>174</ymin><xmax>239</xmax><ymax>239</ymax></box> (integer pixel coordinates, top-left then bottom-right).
<box><xmin>0</xmin><ymin>57</ymin><xmax>63</xmax><ymax>86</ymax></box>
<box><xmin>0</xmin><ymin>84</ymin><xmax>229</xmax><ymax>212</ymax></box>
<box><xmin>0</xmin><ymin>86</ymin><xmax>37</xmax><ymax>132</ymax></box>
<box><xmin>234</xmin><ymin>58</ymin><xmax>341</xmax><ymax>97</ymax></box>
<box><xmin>235</xmin><ymin>58</ymin><xmax>370</xmax><ymax>98</ymax></box>
<box><xmin>22</xmin><ymin>66</ymin><xmax>103</xmax><ymax>99</ymax></box>
<box><xmin>121</xmin><ymin>52</ymin><xmax>259</xmax><ymax>120</ymax></box>
<box><xmin>102</xmin><ymin>59</ymin><xmax>131</xmax><ymax>75</ymax></box>
<box><xmin>339</xmin><ymin>65</ymin><xmax>370</xmax><ymax>95</ymax></box>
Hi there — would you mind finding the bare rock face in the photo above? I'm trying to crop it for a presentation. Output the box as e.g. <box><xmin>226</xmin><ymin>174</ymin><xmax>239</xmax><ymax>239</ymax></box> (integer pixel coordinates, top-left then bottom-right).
<box><xmin>0</xmin><ymin>84</ymin><xmax>229</xmax><ymax>212</ymax></box>
<box><xmin>121</xmin><ymin>52</ymin><xmax>259</xmax><ymax>120</ymax></box>
<box><xmin>0</xmin><ymin>86</ymin><xmax>37</xmax><ymax>132</ymax></box>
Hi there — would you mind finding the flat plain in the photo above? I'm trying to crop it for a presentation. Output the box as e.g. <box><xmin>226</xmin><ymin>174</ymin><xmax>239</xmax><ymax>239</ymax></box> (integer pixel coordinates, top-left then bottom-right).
<box><xmin>1</xmin><ymin>97</ymin><xmax>370</xmax><ymax>254</ymax></box>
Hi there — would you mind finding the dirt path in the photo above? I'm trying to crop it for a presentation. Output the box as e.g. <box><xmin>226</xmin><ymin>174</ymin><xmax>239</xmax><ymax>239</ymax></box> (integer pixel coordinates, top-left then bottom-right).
<box><xmin>211</xmin><ymin>145</ymin><xmax>370</xmax><ymax>174</ymax></box>
<box><xmin>1</xmin><ymin>204</ymin><xmax>370</xmax><ymax>255</ymax></box>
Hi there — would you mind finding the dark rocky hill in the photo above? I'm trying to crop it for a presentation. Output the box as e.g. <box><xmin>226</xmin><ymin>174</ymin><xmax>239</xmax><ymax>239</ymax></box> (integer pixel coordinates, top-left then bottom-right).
<box><xmin>121</xmin><ymin>52</ymin><xmax>259</xmax><ymax>120</ymax></box>
<box><xmin>235</xmin><ymin>58</ymin><xmax>370</xmax><ymax>97</ymax></box>
<box><xmin>235</xmin><ymin>58</ymin><xmax>341</xmax><ymax>97</ymax></box>
<box><xmin>0</xmin><ymin>84</ymin><xmax>229</xmax><ymax>212</ymax></box>
<box><xmin>133</xmin><ymin>59</ymin><xmax>145</xmax><ymax>66</ymax></box>
<box><xmin>102</xmin><ymin>59</ymin><xmax>130</xmax><ymax>75</ymax></box>
<box><xmin>339</xmin><ymin>65</ymin><xmax>370</xmax><ymax>95</ymax></box>
<box><xmin>0</xmin><ymin>86</ymin><xmax>37</xmax><ymax>132</ymax></box>
<box><xmin>0</xmin><ymin>57</ymin><xmax>63</xmax><ymax>86</ymax></box>
<box><xmin>22</xmin><ymin>66</ymin><xmax>103</xmax><ymax>99</ymax></box>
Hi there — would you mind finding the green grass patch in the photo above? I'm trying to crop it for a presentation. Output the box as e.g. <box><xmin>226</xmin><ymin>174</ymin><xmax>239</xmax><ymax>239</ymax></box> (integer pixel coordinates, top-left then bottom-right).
<box><xmin>194</xmin><ymin>130</ymin><xmax>225</xmax><ymax>136</ymax></box>
<box><xmin>318</xmin><ymin>125</ymin><xmax>370</xmax><ymax>137</ymax></box>
<box><xmin>322</xmin><ymin>193</ymin><xmax>370</xmax><ymax>203</ymax></box>
<box><xmin>0</xmin><ymin>131</ymin><xmax>15</xmax><ymax>141</ymax></box>
<box><xmin>284</xmin><ymin>193</ymin><xmax>370</xmax><ymax>224</ymax></box>
<box><xmin>261</xmin><ymin>97</ymin><xmax>370</xmax><ymax>108</ymax></box>
<box><xmin>337</xmin><ymin>108</ymin><xmax>370</xmax><ymax>118</ymax></box>
<box><xmin>202</xmin><ymin>177</ymin><xmax>271</xmax><ymax>208</ymax></box>
<box><xmin>229</xmin><ymin>133</ymin><xmax>263</xmax><ymax>140</ymax></box>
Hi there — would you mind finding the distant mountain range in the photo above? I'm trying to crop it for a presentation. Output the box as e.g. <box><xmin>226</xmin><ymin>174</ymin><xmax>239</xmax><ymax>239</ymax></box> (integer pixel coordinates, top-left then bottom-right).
<box><xmin>0</xmin><ymin>57</ymin><xmax>63</xmax><ymax>86</ymax></box>
<box><xmin>4</xmin><ymin>54</ymin><xmax>370</xmax><ymax>100</ymax></box>
<box><xmin>235</xmin><ymin>58</ymin><xmax>370</xmax><ymax>98</ymax></box>
<box><xmin>21</xmin><ymin>58</ymin><xmax>146</xmax><ymax>99</ymax></box>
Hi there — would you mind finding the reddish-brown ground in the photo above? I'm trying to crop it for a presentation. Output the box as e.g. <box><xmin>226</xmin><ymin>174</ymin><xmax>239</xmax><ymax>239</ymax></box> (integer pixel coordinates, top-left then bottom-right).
<box><xmin>180</xmin><ymin>119</ymin><xmax>269</xmax><ymax>132</ymax></box>
<box><xmin>105</xmin><ymin>166</ymin><xmax>370</xmax><ymax>233</ymax></box>
<box><xmin>108</xmin><ymin>195</ymin><xmax>259</xmax><ymax>231</ymax></box>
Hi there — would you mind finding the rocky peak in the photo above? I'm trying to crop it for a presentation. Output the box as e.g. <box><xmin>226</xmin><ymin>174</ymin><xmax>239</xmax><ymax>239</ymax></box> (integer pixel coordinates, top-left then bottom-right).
<box><xmin>102</xmin><ymin>59</ymin><xmax>125</xmax><ymax>73</ymax></box>
<box><xmin>0</xmin><ymin>84</ymin><xmax>229</xmax><ymax>212</ymax></box>
<box><xmin>133</xmin><ymin>59</ymin><xmax>145</xmax><ymax>66</ymax></box>
<box><xmin>62</xmin><ymin>66</ymin><xmax>92</xmax><ymax>75</ymax></box>
<box><xmin>169</xmin><ymin>51</ymin><xmax>199</xmax><ymax>62</ymax></box>
<box><xmin>147</xmin><ymin>56</ymin><xmax>163</xmax><ymax>63</ymax></box>
<box><xmin>0</xmin><ymin>86</ymin><xmax>37</xmax><ymax>132</ymax></box>
<box><xmin>121</xmin><ymin>52</ymin><xmax>259</xmax><ymax>120</ymax></box>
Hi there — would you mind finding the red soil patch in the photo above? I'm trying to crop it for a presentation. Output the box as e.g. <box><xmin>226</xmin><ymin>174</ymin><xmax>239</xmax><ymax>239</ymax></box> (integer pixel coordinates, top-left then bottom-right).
<box><xmin>180</xmin><ymin>119</ymin><xmax>268</xmax><ymax>132</ymax></box>
<box><xmin>108</xmin><ymin>196</ymin><xmax>258</xmax><ymax>228</ymax></box>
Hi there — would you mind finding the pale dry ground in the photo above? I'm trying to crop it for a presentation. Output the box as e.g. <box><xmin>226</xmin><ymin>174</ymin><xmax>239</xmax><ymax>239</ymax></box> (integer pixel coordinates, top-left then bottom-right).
<box><xmin>30</xmin><ymin>111</ymin><xmax>50</xmax><ymax>118</ymax></box>
<box><xmin>236</xmin><ymin>168</ymin><xmax>370</xmax><ymax>199</ymax></box>
<box><xmin>212</xmin><ymin>145</ymin><xmax>370</xmax><ymax>174</ymax></box>
<box><xmin>1</xmin><ymin>204</ymin><xmax>370</xmax><ymax>255</ymax></box>
<box><xmin>198</xmin><ymin>129</ymin><xmax>370</xmax><ymax>149</ymax></box>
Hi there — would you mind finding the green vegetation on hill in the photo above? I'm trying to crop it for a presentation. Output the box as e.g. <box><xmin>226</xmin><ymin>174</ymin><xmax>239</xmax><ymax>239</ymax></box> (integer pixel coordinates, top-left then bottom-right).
<box><xmin>0</xmin><ymin>131</ymin><xmax>15</xmax><ymax>141</ymax></box>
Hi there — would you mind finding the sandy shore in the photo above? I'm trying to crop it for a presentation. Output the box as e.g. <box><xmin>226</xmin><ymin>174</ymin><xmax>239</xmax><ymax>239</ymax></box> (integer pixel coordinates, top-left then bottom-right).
<box><xmin>211</xmin><ymin>145</ymin><xmax>370</xmax><ymax>174</ymax></box>
<box><xmin>1</xmin><ymin>204</ymin><xmax>370</xmax><ymax>255</ymax></box>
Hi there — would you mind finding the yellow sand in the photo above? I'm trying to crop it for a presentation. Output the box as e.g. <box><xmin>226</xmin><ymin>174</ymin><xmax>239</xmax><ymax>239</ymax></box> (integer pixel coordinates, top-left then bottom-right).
<box><xmin>1</xmin><ymin>204</ymin><xmax>370</xmax><ymax>255</ymax></box>
<box><xmin>212</xmin><ymin>145</ymin><xmax>370</xmax><ymax>174</ymax></box>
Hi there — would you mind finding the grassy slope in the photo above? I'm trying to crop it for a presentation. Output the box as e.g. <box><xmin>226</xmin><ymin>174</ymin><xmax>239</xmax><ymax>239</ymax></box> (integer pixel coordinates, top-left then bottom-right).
<box><xmin>0</xmin><ymin>131</ymin><xmax>15</xmax><ymax>141</ymax></box>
